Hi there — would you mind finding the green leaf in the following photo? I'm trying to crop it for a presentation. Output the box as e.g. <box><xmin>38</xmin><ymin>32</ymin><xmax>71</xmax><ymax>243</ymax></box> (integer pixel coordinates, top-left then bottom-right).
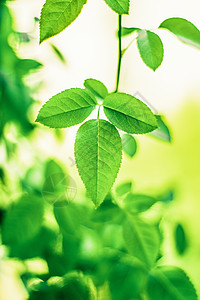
<box><xmin>15</xmin><ymin>59</ymin><xmax>43</xmax><ymax>77</ymax></box>
<box><xmin>150</xmin><ymin>115</ymin><xmax>171</xmax><ymax>142</ymax></box>
<box><xmin>175</xmin><ymin>223</ymin><xmax>187</xmax><ymax>255</ymax></box>
<box><xmin>40</xmin><ymin>0</ymin><xmax>87</xmax><ymax>43</ymax></box>
<box><xmin>36</xmin><ymin>88</ymin><xmax>97</xmax><ymax>128</ymax></box>
<box><xmin>147</xmin><ymin>266</ymin><xmax>197</xmax><ymax>300</ymax></box>
<box><xmin>50</xmin><ymin>43</ymin><xmax>67</xmax><ymax>64</ymax></box>
<box><xmin>103</xmin><ymin>92</ymin><xmax>158</xmax><ymax>134</ymax></box>
<box><xmin>75</xmin><ymin>119</ymin><xmax>122</xmax><ymax>207</ymax></box>
<box><xmin>123</xmin><ymin>193</ymin><xmax>157</xmax><ymax>214</ymax></box>
<box><xmin>121</xmin><ymin>27</ymin><xmax>140</xmax><ymax>37</ymax></box>
<box><xmin>103</xmin><ymin>0</ymin><xmax>130</xmax><ymax>14</ymax></box>
<box><xmin>109</xmin><ymin>256</ymin><xmax>148</xmax><ymax>300</ymax></box>
<box><xmin>115</xmin><ymin>181</ymin><xmax>132</xmax><ymax>196</ymax></box>
<box><xmin>123</xmin><ymin>216</ymin><xmax>160</xmax><ymax>267</ymax></box>
<box><xmin>2</xmin><ymin>195</ymin><xmax>44</xmax><ymax>246</ymax></box>
<box><xmin>137</xmin><ymin>30</ymin><xmax>164</xmax><ymax>71</ymax></box>
<box><xmin>122</xmin><ymin>134</ymin><xmax>137</xmax><ymax>157</ymax></box>
<box><xmin>84</xmin><ymin>78</ymin><xmax>108</xmax><ymax>99</ymax></box>
<box><xmin>159</xmin><ymin>18</ymin><xmax>200</xmax><ymax>49</ymax></box>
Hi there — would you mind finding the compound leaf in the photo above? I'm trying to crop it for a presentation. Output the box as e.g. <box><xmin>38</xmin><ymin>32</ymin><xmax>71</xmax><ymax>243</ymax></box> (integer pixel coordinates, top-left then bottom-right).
<box><xmin>84</xmin><ymin>78</ymin><xmax>108</xmax><ymax>99</ymax></box>
<box><xmin>137</xmin><ymin>30</ymin><xmax>164</xmax><ymax>71</ymax></box>
<box><xmin>147</xmin><ymin>266</ymin><xmax>197</xmax><ymax>300</ymax></box>
<box><xmin>75</xmin><ymin>119</ymin><xmax>122</xmax><ymax>207</ymax></box>
<box><xmin>36</xmin><ymin>88</ymin><xmax>97</xmax><ymax>128</ymax></box>
<box><xmin>103</xmin><ymin>93</ymin><xmax>158</xmax><ymax>134</ymax></box>
<box><xmin>123</xmin><ymin>216</ymin><xmax>160</xmax><ymax>267</ymax></box>
<box><xmin>103</xmin><ymin>0</ymin><xmax>130</xmax><ymax>14</ymax></box>
<box><xmin>159</xmin><ymin>18</ymin><xmax>200</xmax><ymax>49</ymax></box>
<box><xmin>40</xmin><ymin>0</ymin><xmax>87</xmax><ymax>43</ymax></box>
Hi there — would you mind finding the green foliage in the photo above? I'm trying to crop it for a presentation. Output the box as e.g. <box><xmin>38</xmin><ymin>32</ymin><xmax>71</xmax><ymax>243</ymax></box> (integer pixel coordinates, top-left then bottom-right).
<box><xmin>137</xmin><ymin>30</ymin><xmax>164</xmax><ymax>71</ymax></box>
<box><xmin>84</xmin><ymin>78</ymin><xmax>108</xmax><ymax>99</ymax></box>
<box><xmin>123</xmin><ymin>193</ymin><xmax>157</xmax><ymax>214</ymax></box>
<box><xmin>159</xmin><ymin>17</ymin><xmax>200</xmax><ymax>49</ymax></box>
<box><xmin>174</xmin><ymin>223</ymin><xmax>188</xmax><ymax>255</ymax></box>
<box><xmin>40</xmin><ymin>0</ymin><xmax>87</xmax><ymax>43</ymax></box>
<box><xmin>121</xmin><ymin>27</ymin><xmax>139</xmax><ymax>37</ymax></box>
<box><xmin>103</xmin><ymin>0</ymin><xmax>130</xmax><ymax>15</ymax></box>
<box><xmin>147</xmin><ymin>267</ymin><xmax>198</xmax><ymax>300</ymax></box>
<box><xmin>50</xmin><ymin>43</ymin><xmax>67</xmax><ymax>64</ymax></box>
<box><xmin>103</xmin><ymin>92</ymin><xmax>158</xmax><ymax>134</ymax></box>
<box><xmin>115</xmin><ymin>180</ymin><xmax>132</xmax><ymax>196</ymax></box>
<box><xmin>36</xmin><ymin>88</ymin><xmax>97</xmax><ymax>128</ymax></box>
<box><xmin>150</xmin><ymin>115</ymin><xmax>171</xmax><ymax>142</ymax></box>
<box><xmin>123</xmin><ymin>216</ymin><xmax>160</xmax><ymax>267</ymax></box>
<box><xmin>75</xmin><ymin>119</ymin><xmax>122</xmax><ymax>207</ymax></box>
<box><xmin>122</xmin><ymin>133</ymin><xmax>137</xmax><ymax>157</ymax></box>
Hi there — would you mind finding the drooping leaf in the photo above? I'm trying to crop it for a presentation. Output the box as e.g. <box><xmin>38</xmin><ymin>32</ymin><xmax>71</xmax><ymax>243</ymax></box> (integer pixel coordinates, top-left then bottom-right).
<box><xmin>2</xmin><ymin>195</ymin><xmax>44</xmax><ymax>246</ymax></box>
<box><xmin>121</xmin><ymin>27</ymin><xmax>140</xmax><ymax>37</ymax></box>
<box><xmin>175</xmin><ymin>223</ymin><xmax>188</xmax><ymax>255</ymax></box>
<box><xmin>123</xmin><ymin>216</ymin><xmax>160</xmax><ymax>267</ymax></box>
<box><xmin>50</xmin><ymin>43</ymin><xmax>67</xmax><ymax>64</ymax></box>
<box><xmin>40</xmin><ymin>0</ymin><xmax>87</xmax><ymax>43</ymax></box>
<box><xmin>150</xmin><ymin>115</ymin><xmax>171</xmax><ymax>142</ymax></box>
<box><xmin>115</xmin><ymin>181</ymin><xmax>132</xmax><ymax>196</ymax></box>
<box><xmin>75</xmin><ymin>119</ymin><xmax>122</xmax><ymax>207</ymax></box>
<box><xmin>103</xmin><ymin>0</ymin><xmax>130</xmax><ymax>15</ymax></box>
<box><xmin>103</xmin><ymin>92</ymin><xmax>158</xmax><ymax>134</ymax></box>
<box><xmin>36</xmin><ymin>88</ymin><xmax>97</xmax><ymax>128</ymax></box>
<box><xmin>159</xmin><ymin>18</ymin><xmax>200</xmax><ymax>49</ymax></box>
<box><xmin>147</xmin><ymin>266</ymin><xmax>197</xmax><ymax>300</ymax></box>
<box><xmin>109</xmin><ymin>256</ymin><xmax>148</xmax><ymax>300</ymax></box>
<box><xmin>122</xmin><ymin>133</ymin><xmax>137</xmax><ymax>157</ymax></box>
<box><xmin>123</xmin><ymin>193</ymin><xmax>157</xmax><ymax>214</ymax></box>
<box><xmin>84</xmin><ymin>78</ymin><xmax>108</xmax><ymax>99</ymax></box>
<box><xmin>137</xmin><ymin>30</ymin><xmax>164</xmax><ymax>71</ymax></box>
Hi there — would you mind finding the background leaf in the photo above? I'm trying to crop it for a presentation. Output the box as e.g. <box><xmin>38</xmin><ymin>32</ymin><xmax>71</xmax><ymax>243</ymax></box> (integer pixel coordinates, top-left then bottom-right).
<box><xmin>103</xmin><ymin>0</ymin><xmax>130</xmax><ymax>15</ymax></box>
<box><xmin>123</xmin><ymin>193</ymin><xmax>157</xmax><ymax>214</ymax></box>
<box><xmin>150</xmin><ymin>115</ymin><xmax>171</xmax><ymax>142</ymax></box>
<box><xmin>123</xmin><ymin>216</ymin><xmax>160</xmax><ymax>267</ymax></box>
<box><xmin>121</xmin><ymin>27</ymin><xmax>140</xmax><ymax>37</ymax></box>
<box><xmin>137</xmin><ymin>30</ymin><xmax>164</xmax><ymax>71</ymax></box>
<box><xmin>122</xmin><ymin>133</ymin><xmax>137</xmax><ymax>157</ymax></box>
<box><xmin>159</xmin><ymin>18</ymin><xmax>200</xmax><ymax>49</ymax></box>
<box><xmin>75</xmin><ymin>119</ymin><xmax>122</xmax><ymax>207</ymax></box>
<box><xmin>40</xmin><ymin>0</ymin><xmax>87</xmax><ymax>43</ymax></box>
<box><xmin>147</xmin><ymin>267</ymin><xmax>198</xmax><ymax>300</ymax></box>
<box><xmin>175</xmin><ymin>223</ymin><xmax>188</xmax><ymax>255</ymax></box>
<box><xmin>84</xmin><ymin>78</ymin><xmax>108</xmax><ymax>99</ymax></box>
<box><xmin>36</xmin><ymin>88</ymin><xmax>96</xmax><ymax>128</ymax></box>
<box><xmin>50</xmin><ymin>43</ymin><xmax>67</xmax><ymax>64</ymax></box>
<box><xmin>115</xmin><ymin>181</ymin><xmax>132</xmax><ymax>196</ymax></box>
<box><xmin>103</xmin><ymin>93</ymin><xmax>158</xmax><ymax>134</ymax></box>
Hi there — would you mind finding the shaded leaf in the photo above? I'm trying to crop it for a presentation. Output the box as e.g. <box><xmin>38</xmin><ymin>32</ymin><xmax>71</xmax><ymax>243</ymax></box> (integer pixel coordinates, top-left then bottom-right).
<box><xmin>123</xmin><ymin>193</ymin><xmax>157</xmax><ymax>214</ymax></box>
<box><xmin>147</xmin><ymin>266</ymin><xmax>197</xmax><ymax>300</ymax></box>
<box><xmin>103</xmin><ymin>92</ymin><xmax>158</xmax><ymax>134</ymax></box>
<box><xmin>121</xmin><ymin>27</ymin><xmax>140</xmax><ymax>37</ymax></box>
<box><xmin>175</xmin><ymin>223</ymin><xmax>187</xmax><ymax>255</ymax></box>
<box><xmin>15</xmin><ymin>59</ymin><xmax>43</xmax><ymax>77</ymax></box>
<box><xmin>40</xmin><ymin>0</ymin><xmax>87</xmax><ymax>43</ymax></box>
<box><xmin>122</xmin><ymin>133</ymin><xmax>137</xmax><ymax>157</ymax></box>
<box><xmin>159</xmin><ymin>18</ymin><xmax>200</xmax><ymax>49</ymax></box>
<box><xmin>123</xmin><ymin>216</ymin><xmax>160</xmax><ymax>267</ymax></box>
<box><xmin>84</xmin><ymin>78</ymin><xmax>108</xmax><ymax>99</ymax></box>
<box><xmin>75</xmin><ymin>119</ymin><xmax>122</xmax><ymax>207</ymax></box>
<box><xmin>103</xmin><ymin>0</ymin><xmax>130</xmax><ymax>15</ymax></box>
<box><xmin>150</xmin><ymin>115</ymin><xmax>171</xmax><ymax>142</ymax></box>
<box><xmin>36</xmin><ymin>88</ymin><xmax>97</xmax><ymax>128</ymax></box>
<box><xmin>137</xmin><ymin>30</ymin><xmax>164</xmax><ymax>71</ymax></box>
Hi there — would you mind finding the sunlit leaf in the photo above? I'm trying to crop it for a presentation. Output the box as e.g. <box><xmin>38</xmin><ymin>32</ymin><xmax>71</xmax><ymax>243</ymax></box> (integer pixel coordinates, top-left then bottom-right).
<box><xmin>175</xmin><ymin>223</ymin><xmax>188</xmax><ymax>255</ymax></box>
<box><xmin>147</xmin><ymin>266</ymin><xmax>197</xmax><ymax>300</ymax></box>
<box><xmin>159</xmin><ymin>18</ymin><xmax>200</xmax><ymax>49</ymax></box>
<box><xmin>121</xmin><ymin>27</ymin><xmax>140</xmax><ymax>37</ymax></box>
<box><xmin>36</xmin><ymin>88</ymin><xmax>97</xmax><ymax>128</ymax></box>
<box><xmin>123</xmin><ymin>216</ymin><xmax>160</xmax><ymax>267</ymax></box>
<box><xmin>15</xmin><ymin>59</ymin><xmax>43</xmax><ymax>77</ymax></box>
<box><xmin>103</xmin><ymin>92</ymin><xmax>158</xmax><ymax>134</ymax></box>
<box><xmin>115</xmin><ymin>181</ymin><xmax>132</xmax><ymax>196</ymax></box>
<box><xmin>137</xmin><ymin>30</ymin><xmax>164</xmax><ymax>71</ymax></box>
<box><xmin>40</xmin><ymin>0</ymin><xmax>87</xmax><ymax>43</ymax></box>
<box><xmin>84</xmin><ymin>78</ymin><xmax>108</xmax><ymax>99</ymax></box>
<box><xmin>122</xmin><ymin>134</ymin><xmax>137</xmax><ymax>157</ymax></box>
<box><xmin>150</xmin><ymin>115</ymin><xmax>171</xmax><ymax>142</ymax></box>
<box><xmin>103</xmin><ymin>0</ymin><xmax>130</xmax><ymax>14</ymax></box>
<box><xmin>75</xmin><ymin>119</ymin><xmax>122</xmax><ymax>207</ymax></box>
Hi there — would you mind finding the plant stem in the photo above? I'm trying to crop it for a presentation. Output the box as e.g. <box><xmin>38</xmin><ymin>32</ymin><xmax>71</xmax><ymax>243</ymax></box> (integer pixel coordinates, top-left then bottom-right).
<box><xmin>115</xmin><ymin>14</ymin><xmax>122</xmax><ymax>93</ymax></box>
<box><xmin>97</xmin><ymin>105</ymin><xmax>100</xmax><ymax>119</ymax></box>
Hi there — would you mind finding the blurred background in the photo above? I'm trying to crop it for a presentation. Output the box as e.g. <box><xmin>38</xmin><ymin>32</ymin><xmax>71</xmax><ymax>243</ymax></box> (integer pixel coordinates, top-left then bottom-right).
<box><xmin>1</xmin><ymin>0</ymin><xmax>200</xmax><ymax>299</ymax></box>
